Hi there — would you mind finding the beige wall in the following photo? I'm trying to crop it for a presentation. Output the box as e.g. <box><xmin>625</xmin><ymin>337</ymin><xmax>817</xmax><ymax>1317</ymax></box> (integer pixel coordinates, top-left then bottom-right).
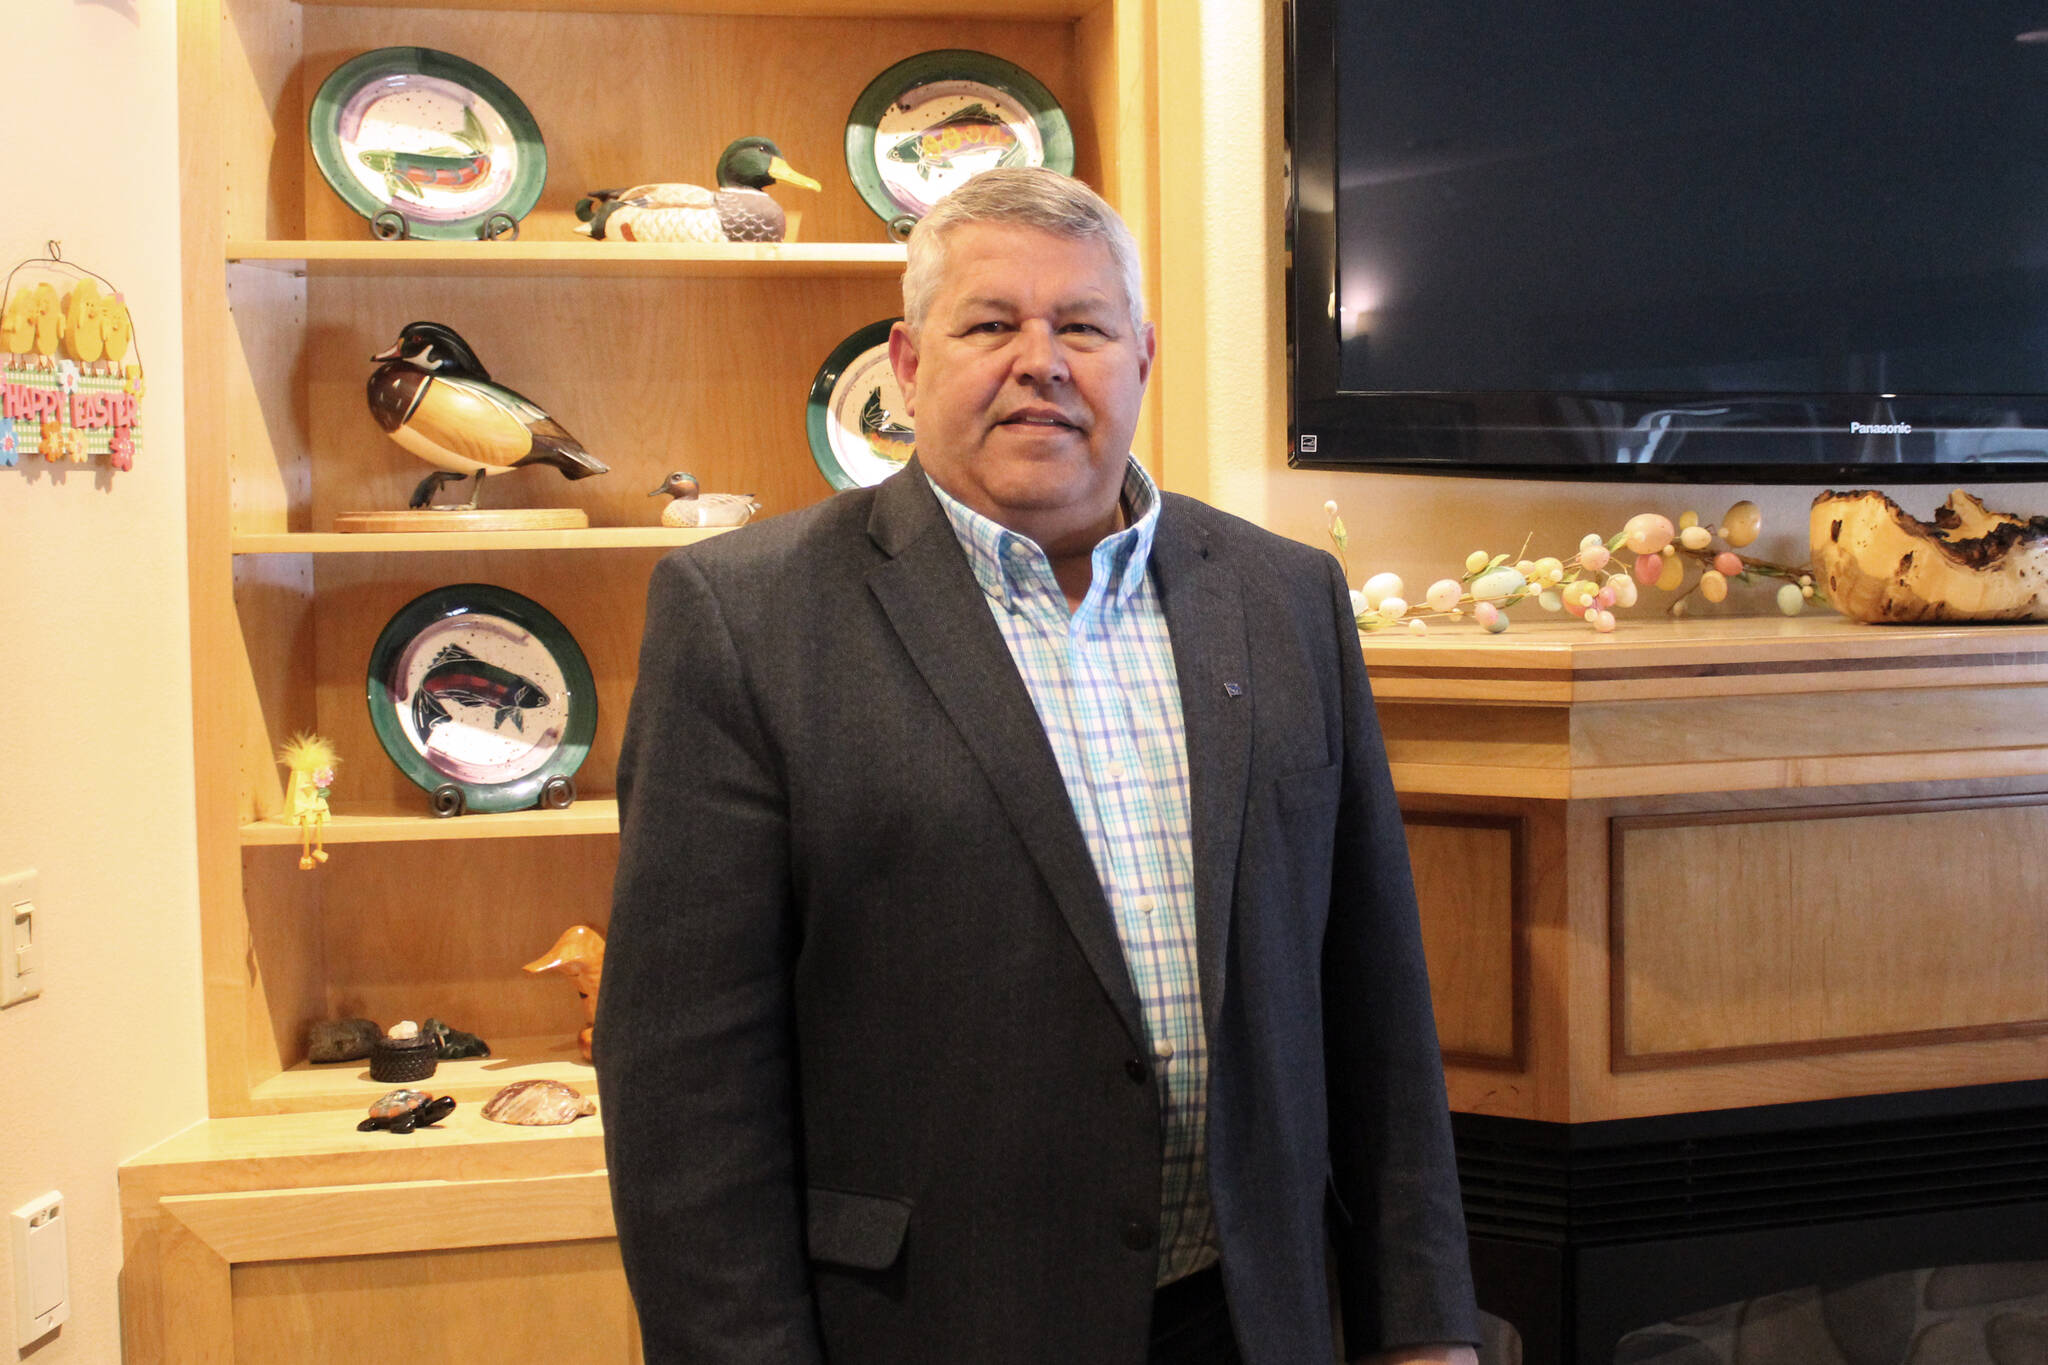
<box><xmin>0</xmin><ymin>3</ymin><xmax>205</xmax><ymax>1360</ymax></box>
<box><xmin>1156</xmin><ymin>0</ymin><xmax>2048</xmax><ymax>607</ymax></box>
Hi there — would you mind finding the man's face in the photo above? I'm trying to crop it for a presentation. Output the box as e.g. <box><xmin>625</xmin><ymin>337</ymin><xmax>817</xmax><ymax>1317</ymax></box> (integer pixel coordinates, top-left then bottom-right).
<box><xmin>889</xmin><ymin>222</ymin><xmax>1155</xmax><ymax>548</ymax></box>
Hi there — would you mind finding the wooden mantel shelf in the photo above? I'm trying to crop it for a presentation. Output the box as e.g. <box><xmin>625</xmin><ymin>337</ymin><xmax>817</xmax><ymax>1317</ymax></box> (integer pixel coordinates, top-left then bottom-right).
<box><xmin>1359</xmin><ymin>613</ymin><xmax>2048</xmax><ymax>799</ymax></box>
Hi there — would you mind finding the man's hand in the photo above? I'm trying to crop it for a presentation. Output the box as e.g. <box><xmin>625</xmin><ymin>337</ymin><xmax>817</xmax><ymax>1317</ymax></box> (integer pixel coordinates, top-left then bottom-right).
<box><xmin>1353</xmin><ymin>1347</ymin><xmax>1479</xmax><ymax>1365</ymax></box>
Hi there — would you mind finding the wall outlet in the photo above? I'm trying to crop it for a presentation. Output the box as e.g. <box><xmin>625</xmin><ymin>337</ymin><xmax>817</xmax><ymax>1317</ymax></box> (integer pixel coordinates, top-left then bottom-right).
<box><xmin>0</xmin><ymin>869</ymin><xmax>39</xmax><ymax>1008</ymax></box>
<box><xmin>10</xmin><ymin>1191</ymin><xmax>68</xmax><ymax>1348</ymax></box>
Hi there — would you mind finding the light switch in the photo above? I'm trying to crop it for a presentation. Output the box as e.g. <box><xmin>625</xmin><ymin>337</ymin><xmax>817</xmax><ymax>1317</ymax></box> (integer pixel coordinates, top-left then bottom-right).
<box><xmin>1</xmin><ymin>868</ymin><xmax>39</xmax><ymax>1007</ymax></box>
<box><xmin>11</xmin><ymin>1192</ymin><xmax>69</xmax><ymax>1347</ymax></box>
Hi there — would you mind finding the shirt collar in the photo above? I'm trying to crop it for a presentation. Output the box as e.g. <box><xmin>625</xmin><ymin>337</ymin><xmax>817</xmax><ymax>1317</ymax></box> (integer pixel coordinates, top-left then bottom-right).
<box><xmin>929</xmin><ymin>458</ymin><xmax>1161</xmax><ymax>613</ymax></box>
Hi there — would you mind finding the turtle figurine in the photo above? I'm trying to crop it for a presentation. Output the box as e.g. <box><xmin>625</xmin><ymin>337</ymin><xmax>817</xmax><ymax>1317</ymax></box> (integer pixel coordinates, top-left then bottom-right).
<box><xmin>357</xmin><ymin>1088</ymin><xmax>458</xmax><ymax>1134</ymax></box>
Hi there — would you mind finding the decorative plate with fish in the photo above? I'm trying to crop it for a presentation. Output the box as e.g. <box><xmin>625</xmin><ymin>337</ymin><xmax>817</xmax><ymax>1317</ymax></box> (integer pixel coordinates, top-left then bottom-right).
<box><xmin>845</xmin><ymin>50</ymin><xmax>1072</xmax><ymax>236</ymax></box>
<box><xmin>310</xmin><ymin>47</ymin><xmax>546</xmax><ymax>241</ymax></box>
<box><xmin>807</xmin><ymin>319</ymin><xmax>915</xmax><ymax>491</ymax></box>
<box><xmin>365</xmin><ymin>584</ymin><xmax>594</xmax><ymax>815</ymax></box>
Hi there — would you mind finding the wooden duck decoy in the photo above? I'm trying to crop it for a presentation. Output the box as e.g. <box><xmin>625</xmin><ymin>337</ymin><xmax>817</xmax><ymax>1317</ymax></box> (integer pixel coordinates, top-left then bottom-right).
<box><xmin>651</xmin><ymin>471</ymin><xmax>760</xmax><ymax>528</ymax></box>
<box><xmin>367</xmin><ymin>320</ymin><xmax>609</xmax><ymax>510</ymax></box>
<box><xmin>575</xmin><ymin>137</ymin><xmax>821</xmax><ymax>244</ymax></box>
<box><xmin>523</xmin><ymin>923</ymin><xmax>605</xmax><ymax>1062</ymax></box>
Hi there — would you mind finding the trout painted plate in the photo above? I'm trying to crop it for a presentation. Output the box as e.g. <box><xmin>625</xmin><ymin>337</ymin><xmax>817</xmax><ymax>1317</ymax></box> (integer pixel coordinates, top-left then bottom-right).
<box><xmin>807</xmin><ymin>319</ymin><xmax>914</xmax><ymax>491</ymax></box>
<box><xmin>366</xmin><ymin>584</ymin><xmax>594</xmax><ymax>815</ymax></box>
<box><xmin>310</xmin><ymin>47</ymin><xmax>546</xmax><ymax>241</ymax></box>
<box><xmin>845</xmin><ymin>50</ymin><xmax>1072</xmax><ymax>237</ymax></box>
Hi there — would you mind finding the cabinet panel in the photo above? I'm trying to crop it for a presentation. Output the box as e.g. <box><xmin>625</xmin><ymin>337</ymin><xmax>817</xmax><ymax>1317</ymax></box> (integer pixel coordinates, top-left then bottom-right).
<box><xmin>233</xmin><ymin>1240</ymin><xmax>640</xmax><ymax>1363</ymax></box>
<box><xmin>1613</xmin><ymin>798</ymin><xmax>2048</xmax><ymax>1066</ymax></box>
<box><xmin>1406</xmin><ymin>815</ymin><xmax>1520</xmax><ymax>1067</ymax></box>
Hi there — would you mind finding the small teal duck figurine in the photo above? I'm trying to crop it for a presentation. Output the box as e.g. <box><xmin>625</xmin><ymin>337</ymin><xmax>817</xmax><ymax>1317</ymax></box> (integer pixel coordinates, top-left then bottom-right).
<box><xmin>367</xmin><ymin>321</ymin><xmax>609</xmax><ymax>509</ymax></box>
<box><xmin>652</xmin><ymin>471</ymin><xmax>760</xmax><ymax>528</ymax></box>
<box><xmin>575</xmin><ymin>137</ymin><xmax>822</xmax><ymax>244</ymax></box>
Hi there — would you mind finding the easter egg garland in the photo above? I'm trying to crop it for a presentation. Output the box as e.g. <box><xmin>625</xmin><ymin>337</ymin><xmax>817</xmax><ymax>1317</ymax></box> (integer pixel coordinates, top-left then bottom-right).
<box><xmin>1325</xmin><ymin>499</ymin><xmax>1821</xmax><ymax>637</ymax></box>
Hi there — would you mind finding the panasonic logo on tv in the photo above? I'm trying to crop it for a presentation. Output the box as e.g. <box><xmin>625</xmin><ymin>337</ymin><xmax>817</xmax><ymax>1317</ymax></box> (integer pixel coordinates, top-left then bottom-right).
<box><xmin>1851</xmin><ymin>421</ymin><xmax>1913</xmax><ymax>435</ymax></box>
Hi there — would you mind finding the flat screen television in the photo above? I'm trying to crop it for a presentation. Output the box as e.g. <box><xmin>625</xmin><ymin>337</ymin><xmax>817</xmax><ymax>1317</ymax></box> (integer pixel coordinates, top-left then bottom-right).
<box><xmin>1288</xmin><ymin>1</ymin><xmax>2048</xmax><ymax>482</ymax></box>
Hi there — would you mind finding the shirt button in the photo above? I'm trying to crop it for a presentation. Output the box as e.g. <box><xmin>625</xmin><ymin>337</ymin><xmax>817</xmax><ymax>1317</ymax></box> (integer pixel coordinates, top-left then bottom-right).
<box><xmin>1108</xmin><ymin>762</ymin><xmax>1125</xmax><ymax>780</ymax></box>
<box><xmin>1120</xmin><ymin>1218</ymin><xmax>1157</xmax><ymax>1251</ymax></box>
<box><xmin>1137</xmin><ymin>896</ymin><xmax>1156</xmax><ymax>916</ymax></box>
<box><xmin>1125</xmin><ymin>1058</ymin><xmax>1149</xmax><ymax>1083</ymax></box>
<box><xmin>1156</xmin><ymin>1043</ymin><xmax>1174</xmax><ymax>1062</ymax></box>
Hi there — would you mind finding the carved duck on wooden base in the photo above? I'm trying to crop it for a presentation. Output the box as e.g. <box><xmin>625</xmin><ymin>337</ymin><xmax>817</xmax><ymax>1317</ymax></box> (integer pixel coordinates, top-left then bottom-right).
<box><xmin>651</xmin><ymin>471</ymin><xmax>760</xmax><ymax>528</ymax></box>
<box><xmin>367</xmin><ymin>321</ymin><xmax>609</xmax><ymax>509</ymax></box>
<box><xmin>575</xmin><ymin>137</ymin><xmax>822</xmax><ymax>244</ymax></box>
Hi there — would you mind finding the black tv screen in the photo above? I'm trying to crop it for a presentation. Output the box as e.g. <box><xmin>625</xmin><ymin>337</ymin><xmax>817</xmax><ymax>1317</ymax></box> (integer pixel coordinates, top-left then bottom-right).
<box><xmin>1288</xmin><ymin>1</ymin><xmax>2048</xmax><ymax>481</ymax></box>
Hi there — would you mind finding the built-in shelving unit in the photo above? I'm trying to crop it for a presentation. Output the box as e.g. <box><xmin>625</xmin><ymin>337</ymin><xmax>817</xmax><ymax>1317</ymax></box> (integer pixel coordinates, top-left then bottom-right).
<box><xmin>142</xmin><ymin>0</ymin><xmax>1155</xmax><ymax>1353</ymax></box>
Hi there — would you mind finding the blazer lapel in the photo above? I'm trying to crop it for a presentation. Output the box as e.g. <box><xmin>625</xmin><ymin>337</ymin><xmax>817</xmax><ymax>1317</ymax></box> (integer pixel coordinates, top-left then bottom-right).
<box><xmin>1150</xmin><ymin>502</ymin><xmax>1253</xmax><ymax>1044</ymax></box>
<box><xmin>864</xmin><ymin>465</ymin><xmax>1147</xmax><ymax>1049</ymax></box>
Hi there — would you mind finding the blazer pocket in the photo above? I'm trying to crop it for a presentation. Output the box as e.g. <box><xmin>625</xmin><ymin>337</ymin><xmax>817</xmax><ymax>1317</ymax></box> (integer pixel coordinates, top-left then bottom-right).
<box><xmin>1274</xmin><ymin>761</ymin><xmax>1342</xmax><ymax>814</ymax></box>
<box><xmin>805</xmin><ymin>1187</ymin><xmax>914</xmax><ymax>1271</ymax></box>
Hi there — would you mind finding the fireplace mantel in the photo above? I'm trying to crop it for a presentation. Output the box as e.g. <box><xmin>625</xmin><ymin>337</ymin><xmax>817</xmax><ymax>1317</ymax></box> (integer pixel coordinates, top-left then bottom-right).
<box><xmin>1360</xmin><ymin>614</ymin><xmax>2048</xmax><ymax>1125</ymax></box>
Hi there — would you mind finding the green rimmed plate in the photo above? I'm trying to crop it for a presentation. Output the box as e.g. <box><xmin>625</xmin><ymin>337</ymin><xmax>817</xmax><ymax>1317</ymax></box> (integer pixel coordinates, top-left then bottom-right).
<box><xmin>366</xmin><ymin>584</ymin><xmax>595</xmax><ymax>816</ymax></box>
<box><xmin>310</xmin><ymin>47</ymin><xmax>546</xmax><ymax>241</ymax></box>
<box><xmin>845</xmin><ymin>50</ymin><xmax>1073</xmax><ymax>239</ymax></box>
<box><xmin>806</xmin><ymin>319</ymin><xmax>914</xmax><ymax>491</ymax></box>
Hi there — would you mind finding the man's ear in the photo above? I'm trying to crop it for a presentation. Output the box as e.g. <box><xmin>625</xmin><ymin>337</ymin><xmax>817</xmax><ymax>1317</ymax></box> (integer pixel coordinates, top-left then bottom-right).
<box><xmin>1136</xmin><ymin>321</ymin><xmax>1156</xmax><ymax>386</ymax></box>
<box><xmin>887</xmin><ymin>321</ymin><xmax>920</xmax><ymax>418</ymax></box>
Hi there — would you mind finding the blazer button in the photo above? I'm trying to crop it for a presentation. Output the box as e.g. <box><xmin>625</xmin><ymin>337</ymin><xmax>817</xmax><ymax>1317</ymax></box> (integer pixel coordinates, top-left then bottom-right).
<box><xmin>1125</xmin><ymin>1058</ymin><xmax>1149</xmax><ymax>1083</ymax></box>
<box><xmin>1120</xmin><ymin>1218</ymin><xmax>1157</xmax><ymax>1251</ymax></box>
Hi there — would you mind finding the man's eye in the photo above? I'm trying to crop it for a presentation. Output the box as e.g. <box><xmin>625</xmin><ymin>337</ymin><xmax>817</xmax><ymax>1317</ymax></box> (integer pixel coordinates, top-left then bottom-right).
<box><xmin>966</xmin><ymin>320</ymin><xmax>1010</xmax><ymax>334</ymax></box>
<box><xmin>1062</xmin><ymin>323</ymin><xmax>1106</xmax><ymax>337</ymax></box>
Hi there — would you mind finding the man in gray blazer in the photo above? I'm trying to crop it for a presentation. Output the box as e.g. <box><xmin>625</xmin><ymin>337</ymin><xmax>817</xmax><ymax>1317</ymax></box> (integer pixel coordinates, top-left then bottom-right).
<box><xmin>598</xmin><ymin>168</ymin><xmax>1478</xmax><ymax>1365</ymax></box>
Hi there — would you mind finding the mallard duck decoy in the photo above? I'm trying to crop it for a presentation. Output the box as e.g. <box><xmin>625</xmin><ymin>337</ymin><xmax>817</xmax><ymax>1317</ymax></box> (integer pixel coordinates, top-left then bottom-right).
<box><xmin>367</xmin><ymin>320</ymin><xmax>609</xmax><ymax>509</ymax></box>
<box><xmin>651</xmin><ymin>471</ymin><xmax>760</xmax><ymax>527</ymax></box>
<box><xmin>575</xmin><ymin>137</ymin><xmax>822</xmax><ymax>244</ymax></box>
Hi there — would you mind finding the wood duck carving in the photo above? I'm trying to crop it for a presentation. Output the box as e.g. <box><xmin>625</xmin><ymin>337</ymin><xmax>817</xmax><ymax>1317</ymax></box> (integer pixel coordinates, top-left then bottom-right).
<box><xmin>367</xmin><ymin>321</ymin><xmax>609</xmax><ymax>509</ymax></box>
<box><xmin>575</xmin><ymin>137</ymin><xmax>822</xmax><ymax>244</ymax></box>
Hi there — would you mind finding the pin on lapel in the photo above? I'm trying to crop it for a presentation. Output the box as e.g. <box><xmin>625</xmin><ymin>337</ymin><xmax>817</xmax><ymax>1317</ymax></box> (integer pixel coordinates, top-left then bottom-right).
<box><xmin>1224</xmin><ymin>682</ymin><xmax>1243</xmax><ymax>697</ymax></box>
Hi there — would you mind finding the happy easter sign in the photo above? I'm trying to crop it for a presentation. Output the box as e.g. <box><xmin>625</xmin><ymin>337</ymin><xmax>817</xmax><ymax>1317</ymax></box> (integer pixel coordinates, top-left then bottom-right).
<box><xmin>1</xmin><ymin>257</ymin><xmax>145</xmax><ymax>471</ymax></box>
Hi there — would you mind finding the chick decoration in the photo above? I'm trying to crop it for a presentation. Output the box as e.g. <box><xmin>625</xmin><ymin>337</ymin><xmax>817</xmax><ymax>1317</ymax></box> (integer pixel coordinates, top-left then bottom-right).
<box><xmin>64</xmin><ymin>280</ymin><xmax>104</xmax><ymax>363</ymax></box>
<box><xmin>650</xmin><ymin>471</ymin><xmax>760</xmax><ymax>528</ymax></box>
<box><xmin>576</xmin><ymin>137</ymin><xmax>821</xmax><ymax>244</ymax></box>
<box><xmin>367</xmin><ymin>321</ymin><xmax>609</xmax><ymax>509</ymax></box>
<box><xmin>1</xmin><ymin>289</ymin><xmax>33</xmax><ymax>353</ymax></box>
<box><xmin>278</xmin><ymin>733</ymin><xmax>339</xmax><ymax>870</ymax></box>
<box><xmin>100</xmin><ymin>295</ymin><xmax>133</xmax><ymax>365</ymax></box>
<box><xmin>25</xmin><ymin>283</ymin><xmax>62</xmax><ymax>357</ymax></box>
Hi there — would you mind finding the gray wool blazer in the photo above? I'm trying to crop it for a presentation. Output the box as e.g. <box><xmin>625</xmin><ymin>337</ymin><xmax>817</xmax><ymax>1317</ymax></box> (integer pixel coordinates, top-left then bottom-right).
<box><xmin>597</xmin><ymin>461</ymin><xmax>1477</xmax><ymax>1365</ymax></box>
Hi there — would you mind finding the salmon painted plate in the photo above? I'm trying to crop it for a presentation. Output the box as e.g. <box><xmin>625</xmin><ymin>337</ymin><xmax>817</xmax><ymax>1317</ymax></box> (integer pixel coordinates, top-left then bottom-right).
<box><xmin>807</xmin><ymin>318</ymin><xmax>915</xmax><ymax>491</ymax></box>
<box><xmin>311</xmin><ymin>47</ymin><xmax>547</xmax><ymax>241</ymax></box>
<box><xmin>845</xmin><ymin>50</ymin><xmax>1072</xmax><ymax>239</ymax></box>
<box><xmin>366</xmin><ymin>584</ymin><xmax>595</xmax><ymax>816</ymax></box>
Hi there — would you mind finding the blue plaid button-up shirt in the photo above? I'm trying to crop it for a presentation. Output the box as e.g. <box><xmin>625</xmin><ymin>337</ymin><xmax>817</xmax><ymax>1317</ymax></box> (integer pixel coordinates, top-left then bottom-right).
<box><xmin>930</xmin><ymin>460</ymin><xmax>1217</xmax><ymax>1285</ymax></box>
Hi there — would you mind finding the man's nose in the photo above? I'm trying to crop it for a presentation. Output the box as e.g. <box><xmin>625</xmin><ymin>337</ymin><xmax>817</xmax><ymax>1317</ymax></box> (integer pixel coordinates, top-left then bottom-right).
<box><xmin>1012</xmin><ymin>321</ymin><xmax>1069</xmax><ymax>385</ymax></box>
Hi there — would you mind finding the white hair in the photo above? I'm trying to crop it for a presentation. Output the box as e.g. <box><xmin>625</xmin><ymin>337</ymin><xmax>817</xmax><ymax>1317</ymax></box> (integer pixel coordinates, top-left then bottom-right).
<box><xmin>900</xmin><ymin>168</ymin><xmax>1145</xmax><ymax>334</ymax></box>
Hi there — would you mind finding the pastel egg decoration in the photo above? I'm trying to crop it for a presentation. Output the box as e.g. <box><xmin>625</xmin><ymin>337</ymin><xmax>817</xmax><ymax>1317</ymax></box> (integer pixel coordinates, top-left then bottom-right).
<box><xmin>1721</xmin><ymin>500</ymin><xmax>1762</xmax><ymax>548</ymax></box>
<box><xmin>1322</xmin><ymin>495</ymin><xmax>1823</xmax><ymax>637</ymax></box>
<box><xmin>1623</xmin><ymin>513</ymin><xmax>1676</xmax><ymax>556</ymax></box>
<box><xmin>1469</xmin><ymin>565</ymin><xmax>1527</xmax><ymax>602</ymax></box>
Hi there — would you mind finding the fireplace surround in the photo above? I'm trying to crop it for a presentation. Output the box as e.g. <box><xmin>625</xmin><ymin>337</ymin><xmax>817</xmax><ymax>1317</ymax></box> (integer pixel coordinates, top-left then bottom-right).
<box><xmin>1353</xmin><ymin>618</ymin><xmax>2048</xmax><ymax>1365</ymax></box>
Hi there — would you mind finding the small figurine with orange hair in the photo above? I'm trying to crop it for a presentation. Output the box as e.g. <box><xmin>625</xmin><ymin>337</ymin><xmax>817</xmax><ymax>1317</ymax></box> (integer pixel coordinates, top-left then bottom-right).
<box><xmin>278</xmin><ymin>733</ymin><xmax>338</xmax><ymax>869</ymax></box>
